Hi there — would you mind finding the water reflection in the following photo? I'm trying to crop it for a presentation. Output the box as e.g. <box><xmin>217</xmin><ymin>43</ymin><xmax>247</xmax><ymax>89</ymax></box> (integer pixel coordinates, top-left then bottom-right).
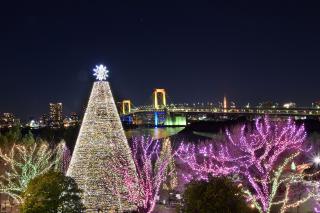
<box><xmin>125</xmin><ymin>127</ymin><xmax>184</xmax><ymax>140</ymax></box>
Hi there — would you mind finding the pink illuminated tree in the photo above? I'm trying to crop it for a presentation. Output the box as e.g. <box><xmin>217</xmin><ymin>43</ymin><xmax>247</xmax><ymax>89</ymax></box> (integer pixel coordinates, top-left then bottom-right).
<box><xmin>177</xmin><ymin>116</ymin><xmax>318</xmax><ymax>213</ymax></box>
<box><xmin>61</xmin><ymin>141</ymin><xmax>71</xmax><ymax>175</ymax></box>
<box><xmin>108</xmin><ymin>137</ymin><xmax>176</xmax><ymax>213</ymax></box>
<box><xmin>315</xmin><ymin>203</ymin><xmax>320</xmax><ymax>213</ymax></box>
<box><xmin>312</xmin><ymin>184</ymin><xmax>320</xmax><ymax>213</ymax></box>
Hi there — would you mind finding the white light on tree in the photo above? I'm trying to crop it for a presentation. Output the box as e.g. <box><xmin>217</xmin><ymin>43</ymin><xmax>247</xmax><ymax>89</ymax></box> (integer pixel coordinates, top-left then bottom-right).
<box><xmin>157</xmin><ymin>138</ymin><xmax>178</xmax><ymax>191</ymax></box>
<box><xmin>67</xmin><ymin>65</ymin><xmax>137</xmax><ymax>211</ymax></box>
<box><xmin>93</xmin><ymin>64</ymin><xmax>109</xmax><ymax>81</ymax></box>
<box><xmin>0</xmin><ymin>142</ymin><xmax>64</xmax><ymax>203</ymax></box>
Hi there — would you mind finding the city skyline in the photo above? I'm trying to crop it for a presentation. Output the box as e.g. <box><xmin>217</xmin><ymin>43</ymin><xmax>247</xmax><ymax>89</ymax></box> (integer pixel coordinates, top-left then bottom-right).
<box><xmin>1</xmin><ymin>1</ymin><xmax>320</xmax><ymax>118</ymax></box>
<box><xmin>2</xmin><ymin>92</ymin><xmax>320</xmax><ymax>122</ymax></box>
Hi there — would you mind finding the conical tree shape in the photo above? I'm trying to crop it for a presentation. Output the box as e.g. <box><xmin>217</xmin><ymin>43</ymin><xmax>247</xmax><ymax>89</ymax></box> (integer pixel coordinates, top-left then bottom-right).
<box><xmin>67</xmin><ymin>81</ymin><xmax>136</xmax><ymax>211</ymax></box>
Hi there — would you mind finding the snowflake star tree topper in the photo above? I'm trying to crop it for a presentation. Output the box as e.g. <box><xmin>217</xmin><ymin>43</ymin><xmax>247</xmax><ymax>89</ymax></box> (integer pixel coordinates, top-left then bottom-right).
<box><xmin>93</xmin><ymin>64</ymin><xmax>109</xmax><ymax>81</ymax></box>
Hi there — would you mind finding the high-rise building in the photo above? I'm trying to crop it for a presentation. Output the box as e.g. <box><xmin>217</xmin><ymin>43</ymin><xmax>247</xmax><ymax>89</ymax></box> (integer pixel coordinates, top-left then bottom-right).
<box><xmin>70</xmin><ymin>112</ymin><xmax>79</xmax><ymax>123</ymax></box>
<box><xmin>258</xmin><ymin>102</ymin><xmax>279</xmax><ymax>108</ymax></box>
<box><xmin>223</xmin><ymin>95</ymin><xmax>228</xmax><ymax>112</ymax></box>
<box><xmin>39</xmin><ymin>114</ymin><xmax>49</xmax><ymax>127</ymax></box>
<box><xmin>312</xmin><ymin>101</ymin><xmax>320</xmax><ymax>109</ymax></box>
<box><xmin>63</xmin><ymin>112</ymin><xmax>80</xmax><ymax>128</ymax></box>
<box><xmin>49</xmin><ymin>103</ymin><xmax>63</xmax><ymax>128</ymax></box>
<box><xmin>0</xmin><ymin>113</ymin><xmax>17</xmax><ymax>128</ymax></box>
<box><xmin>223</xmin><ymin>95</ymin><xmax>228</xmax><ymax>109</ymax></box>
<box><xmin>283</xmin><ymin>102</ymin><xmax>296</xmax><ymax>109</ymax></box>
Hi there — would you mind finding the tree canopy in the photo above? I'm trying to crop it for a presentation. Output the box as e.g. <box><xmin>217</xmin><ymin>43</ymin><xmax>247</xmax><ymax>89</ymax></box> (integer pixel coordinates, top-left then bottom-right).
<box><xmin>20</xmin><ymin>171</ymin><xmax>84</xmax><ymax>213</ymax></box>
<box><xmin>182</xmin><ymin>176</ymin><xmax>257</xmax><ymax>213</ymax></box>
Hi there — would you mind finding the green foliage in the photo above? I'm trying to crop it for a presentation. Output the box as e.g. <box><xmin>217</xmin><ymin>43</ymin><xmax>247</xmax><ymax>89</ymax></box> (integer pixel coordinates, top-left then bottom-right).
<box><xmin>21</xmin><ymin>131</ymin><xmax>35</xmax><ymax>146</ymax></box>
<box><xmin>0</xmin><ymin>133</ymin><xmax>9</xmax><ymax>148</ymax></box>
<box><xmin>182</xmin><ymin>177</ymin><xmax>257</xmax><ymax>213</ymax></box>
<box><xmin>20</xmin><ymin>171</ymin><xmax>84</xmax><ymax>213</ymax></box>
<box><xmin>0</xmin><ymin>126</ymin><xmax>21</xmax><ymax>148</ymax></box>
<box><xmin>6</xmin><ymin>126</ymin><xmax>22</xmax><ymax>144</ymax></box>
<box><xmin>63</xmin><ymin>125</ymin><xmax>80</xmax><ymax>150</ymax></box>
<box><xmin>0</xmin><ymin>127</ymin><xmax>37</xmax><ymax>149</ymax></box>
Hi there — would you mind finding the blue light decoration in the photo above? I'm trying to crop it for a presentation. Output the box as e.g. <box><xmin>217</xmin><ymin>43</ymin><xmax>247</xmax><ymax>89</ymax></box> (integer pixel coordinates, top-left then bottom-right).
<box><xmin>154</xmin><ymin>112</ymin><xmax>158</xmax><ymax>127</ymax></box>
<box><xmin>121</xmin><ymin>115</ymin><xmax>133</xmax><ymax>125</ymax></box>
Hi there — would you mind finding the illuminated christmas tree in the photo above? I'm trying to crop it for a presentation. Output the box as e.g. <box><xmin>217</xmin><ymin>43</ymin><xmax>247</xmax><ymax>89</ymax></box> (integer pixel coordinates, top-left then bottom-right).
<box><xmin>67</xmin><ymin>65</ymin><xmax>137</xmax><ymax>211</ymax></box>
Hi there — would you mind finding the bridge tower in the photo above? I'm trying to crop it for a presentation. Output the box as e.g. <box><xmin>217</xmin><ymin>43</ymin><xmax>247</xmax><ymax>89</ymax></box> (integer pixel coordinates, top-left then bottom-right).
<box><xmin>153</xmin><ymin>89</ymin><xmax>167</xmax><ymax>109</ymax></box>
<box><xmin>121</xmin><ymin>100</ymin><xmax>131</xmax><ymax>114</ymax></box>
<box><xmin>223</xmin><ymin>95</ymin><xmax>228</xmax><ymax>112</ymax></box>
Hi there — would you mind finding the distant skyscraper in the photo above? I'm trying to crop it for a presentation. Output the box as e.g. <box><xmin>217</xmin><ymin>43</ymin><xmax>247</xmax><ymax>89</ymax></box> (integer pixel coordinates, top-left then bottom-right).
<box><xmin>70</xmin><ymin>112</ymin><xmax>79</xmax><ymax>122</ymax></box>
<box><xmin>2</xmin><ymin>113</ymin><xmax>15</xmax><ymax>123</ymax></box>
<box><xmin>39</xmin><ymin>114</ymin><xmax>49</xmax><ymax>127</ymax></box>
<box><xmin>312</xmin><ymin>101</ymin><xmax>320</xmax><ymax>109</ymax></box>
<box><xmin>0</xmin><ymin>113</ymin><xmax>17</xmax><ymax>128</ymax></box>
<box><xmin>223</xmin><ymin>95</ymin><xmax>228</xmax><ymax>112</ymax></box>
<box><xmin>63</xmin><ymin>112</ymin><xmax>80</xmax><ymax>128</ymax></box>
<box><xmin>49</xmin><ymin>103</ymin><xmax>63</xmax><ymax>128</ymax></box>
<box><xmin>283</xmin><ymin>102</ymin><xmax>296</xmax><ymax>109</ymax></box>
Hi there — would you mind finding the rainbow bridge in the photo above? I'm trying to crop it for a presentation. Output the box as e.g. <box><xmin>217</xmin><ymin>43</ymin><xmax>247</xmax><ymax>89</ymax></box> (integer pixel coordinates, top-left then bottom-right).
<box><xmin>120</xmin><ymin>89</ymin><xmax>320</xmax><ymax>126</ymax></box>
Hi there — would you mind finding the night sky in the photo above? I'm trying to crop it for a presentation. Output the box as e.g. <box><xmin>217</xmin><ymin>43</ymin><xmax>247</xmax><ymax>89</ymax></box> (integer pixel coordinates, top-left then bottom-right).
<box><xmin>1</xmin><ymin>1</ymin><xmax>320</xmax><ymax>120</ymax></box>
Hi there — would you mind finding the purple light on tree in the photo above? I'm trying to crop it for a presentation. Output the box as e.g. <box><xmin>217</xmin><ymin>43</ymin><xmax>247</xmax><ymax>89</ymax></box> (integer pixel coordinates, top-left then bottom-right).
<box><xmin>177</xmin><ymin>116</ymin><xmax>317</xmax><ymax>213</ymax></box>
<box><xmin>313</xmin><ymin>186</ymin><xmax>320</xmax><ymax>213</ymax></box>
<box><xmin>61</xmin><ymin>142</ymin><xmax>71</xmax><ymax>175</ymax></box>
<box><xmin>176</xmin><ymin>141</ymin><xmax>238</xmax><ymax>182</ymax></box>
<box><xmin>108</xmin><ymin>137</ymin><xmax>176</xmax><ymax>213</ymax></box>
